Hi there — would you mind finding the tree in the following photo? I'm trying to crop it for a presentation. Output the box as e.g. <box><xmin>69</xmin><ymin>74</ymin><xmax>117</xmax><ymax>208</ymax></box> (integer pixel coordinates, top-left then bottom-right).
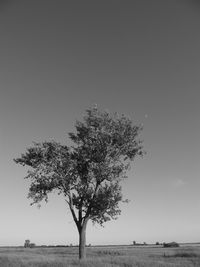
<box><xmin>24</xmin><ymin>239</ymin><xmax>30</xmax><ymax>248</ymax></box>
<box><xmin>14</xmin><ymin>106</ymin><xmax>144</xmax><ymax>259</ymax></box>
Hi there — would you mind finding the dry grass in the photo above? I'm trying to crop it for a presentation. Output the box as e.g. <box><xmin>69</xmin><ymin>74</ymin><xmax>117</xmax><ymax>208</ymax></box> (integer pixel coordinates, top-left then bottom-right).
<box><xmin>0</xmin><ymin>245</ymin><xmax>200</xmax><ymax>267</ymax></box>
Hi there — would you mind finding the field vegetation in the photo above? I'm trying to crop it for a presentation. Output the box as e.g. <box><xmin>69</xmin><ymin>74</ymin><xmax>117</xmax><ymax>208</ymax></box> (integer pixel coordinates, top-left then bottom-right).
<box><xmin>0</xmin><ymin>245</ymin><xmax>200</xmax><ymax>267</ymax></box>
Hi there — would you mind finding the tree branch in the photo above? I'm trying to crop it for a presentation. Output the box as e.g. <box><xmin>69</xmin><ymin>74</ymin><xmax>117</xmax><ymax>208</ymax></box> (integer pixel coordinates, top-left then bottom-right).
<box><xmin>83</xmin><ymin>180</ymin><xmax>100</xmax><ymax>221</ymax></box>
<box><xmin>67</xmin><ymin>194</ymin><xmax>79</xmax><ymax>229</ymax></box>
<box><xmin>78</xmin><ymin>197</ymin><xmax>84</xmax><ymax>225</ymax></box>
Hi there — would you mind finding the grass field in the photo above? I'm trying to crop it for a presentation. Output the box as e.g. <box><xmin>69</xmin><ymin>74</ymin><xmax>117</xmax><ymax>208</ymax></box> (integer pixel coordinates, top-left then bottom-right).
<box><xmin>0</xmin><ymin>245</ymin><xmax>200</xmax><ymax>267</ymax></box>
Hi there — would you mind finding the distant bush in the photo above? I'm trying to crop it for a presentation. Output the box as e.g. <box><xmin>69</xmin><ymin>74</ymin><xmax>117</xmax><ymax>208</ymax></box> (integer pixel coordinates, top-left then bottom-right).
<box><xmin>173</xmin><ymin>252</ymin><xmax>198</xmax><ymax>258</ymax></box>
<box><xmin>164</xmin><ymin>251</ymin><xmax>198</xmax><ymax>258</ymax></box>
<box><xmin>97</xmin><ymin>250</ymin><xmax>123</xmax><ymax>256</ymax></box>
<box><xmin>163</xmin><ymin>242</ymin><xmax>179</xmax><ymax>248</ymax></box>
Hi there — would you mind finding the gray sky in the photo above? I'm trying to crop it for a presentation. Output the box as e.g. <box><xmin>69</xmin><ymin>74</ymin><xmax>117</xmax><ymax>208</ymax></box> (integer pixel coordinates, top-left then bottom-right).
<box><xmin>0</xmin><ymin>0</ymin><xmax>200</xmax><ymax>246</ymax></box>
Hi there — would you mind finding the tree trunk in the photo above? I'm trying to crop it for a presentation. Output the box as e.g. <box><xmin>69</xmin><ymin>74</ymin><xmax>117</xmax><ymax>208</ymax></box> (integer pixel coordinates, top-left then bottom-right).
<box><xmin>78</xmin><ymin>221</ymin><xmax>87</xmax><ymax>259</ymax></box>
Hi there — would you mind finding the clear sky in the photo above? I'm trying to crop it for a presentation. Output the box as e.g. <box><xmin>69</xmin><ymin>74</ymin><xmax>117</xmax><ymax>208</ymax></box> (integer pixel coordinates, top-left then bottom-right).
<box><xmin>0</xmin><ymin>0</ymin><xmax>200</xmax><ymax>246</ymax></box>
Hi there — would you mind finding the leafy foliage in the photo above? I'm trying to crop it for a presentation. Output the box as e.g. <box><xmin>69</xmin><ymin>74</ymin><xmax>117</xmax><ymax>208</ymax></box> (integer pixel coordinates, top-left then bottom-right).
<box><xmin>14</xmin><ymin>106</ymin><xmax>144</xmax><ymax>227</ymax></box>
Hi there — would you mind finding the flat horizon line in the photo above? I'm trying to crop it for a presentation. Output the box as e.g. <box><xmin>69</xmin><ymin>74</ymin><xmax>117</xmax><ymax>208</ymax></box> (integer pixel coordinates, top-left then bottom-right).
<box><xmin>1</xmin><ymin>242</ymin><xmax>200</xmax><ymax>248</ymax></box>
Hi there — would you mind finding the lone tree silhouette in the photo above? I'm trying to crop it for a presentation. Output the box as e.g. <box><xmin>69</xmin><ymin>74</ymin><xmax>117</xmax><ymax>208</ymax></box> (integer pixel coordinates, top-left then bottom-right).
<box><xmin>14</xmin><ymin>106</ymin><xmax>144</xmax><ymax>259</ymax></box>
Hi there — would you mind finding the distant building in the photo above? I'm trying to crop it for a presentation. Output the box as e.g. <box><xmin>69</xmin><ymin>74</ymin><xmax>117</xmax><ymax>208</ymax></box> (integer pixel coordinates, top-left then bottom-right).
<box><xmin>24</xmin><ymin>239</ymin><xmax>36</xmax><ymax>248</ymax></box>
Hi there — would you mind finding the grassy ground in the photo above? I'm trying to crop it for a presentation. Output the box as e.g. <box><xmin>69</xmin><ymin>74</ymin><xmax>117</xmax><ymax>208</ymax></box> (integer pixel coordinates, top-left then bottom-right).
<box><xmin>0</xmin><ymin>245</ymin><xmax>200</xmax><ymax>267</ymax></box>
